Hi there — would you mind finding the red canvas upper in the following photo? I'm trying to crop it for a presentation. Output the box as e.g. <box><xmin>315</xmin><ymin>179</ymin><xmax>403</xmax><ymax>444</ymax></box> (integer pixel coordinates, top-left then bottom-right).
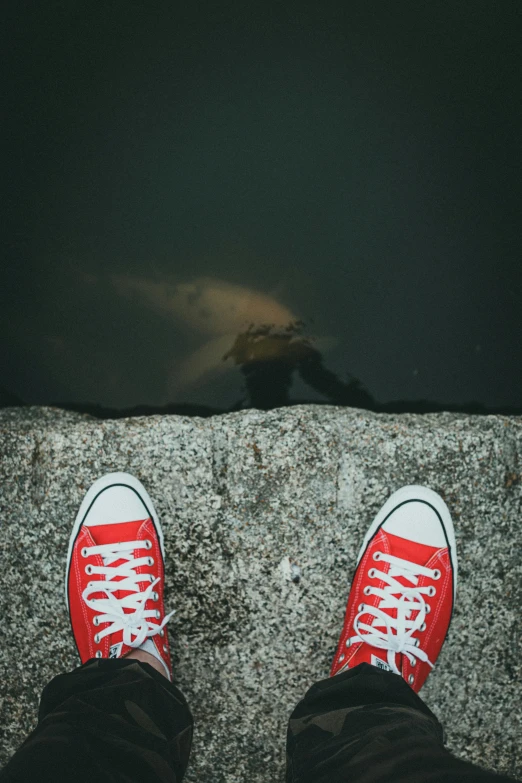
<box><xmin>330</xmin><ymin>528</ymin><xmax>454</xmax><ymax>693</ymax></box>
<box><xmin>67</xmin><ymin>516</ymin><xmax>172</xmax><ymax>678</ymax></box>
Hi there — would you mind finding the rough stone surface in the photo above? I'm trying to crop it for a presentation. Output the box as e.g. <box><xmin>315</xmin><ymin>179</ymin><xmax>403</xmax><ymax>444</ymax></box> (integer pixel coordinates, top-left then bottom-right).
<box><xmin>0</xmin><ymin>404</ymin><xmax>521</xmax><ymax>781</ymax></box>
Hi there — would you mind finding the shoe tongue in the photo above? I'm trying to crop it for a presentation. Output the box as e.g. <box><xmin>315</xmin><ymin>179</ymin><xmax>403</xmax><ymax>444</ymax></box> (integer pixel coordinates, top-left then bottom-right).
<box><xmin>90</xmin><ymin>519</ymin><xmax>147</xmax><ymax>547</ymax></box>
<box><xmin>384</xmin><ymin>531</ymin><xmax>440</xmax><ymax>565</ymax></box>
<box><xmin>90</xmin><ymin>519</ymin><xmax>149</xmax><ymax>608</ymax></box>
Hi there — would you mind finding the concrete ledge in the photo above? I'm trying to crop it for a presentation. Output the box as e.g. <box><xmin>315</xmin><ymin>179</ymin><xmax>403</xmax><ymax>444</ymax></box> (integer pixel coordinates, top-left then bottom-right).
<box><xmin>1</xmin><ymin>405</ymin><xmax>521</xmax><ymax>780</ymax></box>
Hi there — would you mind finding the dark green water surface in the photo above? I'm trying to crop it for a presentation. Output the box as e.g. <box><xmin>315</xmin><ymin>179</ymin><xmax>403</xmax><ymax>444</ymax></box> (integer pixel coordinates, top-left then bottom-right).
<box><xmin>3</xmin><ymin>2</ymin><xmax>521</xmax><ymax>416</ymax></box>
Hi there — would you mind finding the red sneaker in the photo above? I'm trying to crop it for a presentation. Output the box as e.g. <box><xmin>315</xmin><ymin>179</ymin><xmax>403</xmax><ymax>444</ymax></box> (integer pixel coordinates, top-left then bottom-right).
<box><xmin>65</xmin><ymin>472</ymin><xmax>175</xmax><ymax>680</ymax></box>
<box><xmin>330</xmin><ymin>485</ymin><xmax>458</xmax><ymax>693</ymax></box>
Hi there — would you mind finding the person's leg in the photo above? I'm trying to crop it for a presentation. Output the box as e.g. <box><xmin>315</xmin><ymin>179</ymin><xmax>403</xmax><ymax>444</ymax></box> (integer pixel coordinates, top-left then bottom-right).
<box><xmin>286</xmin><ymin>662</ymin><xmax>519</xmax><ymax>783</ymax></box>
<box><xmin>0</xmin><ymin>657</ymin><xmax>193</xmax><ymax>783</ymax></box>
<box><xmin>1</xmin><ymin>472</ymin><xmax>193</xmax><ymax>782</ymax></box>
<box><xmin>285</xmin><ymin>486</ymin><xmax>521</xmax><ymax>783</ymax></box>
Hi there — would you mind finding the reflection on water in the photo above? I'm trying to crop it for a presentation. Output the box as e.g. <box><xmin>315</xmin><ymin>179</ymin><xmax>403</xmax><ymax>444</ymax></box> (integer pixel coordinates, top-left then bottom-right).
<box><xmin>1</xmin><ymin>300</ymin><xmax>517</xmax><ymax>418</ymax></box>
<box><xmin>223</xmin><ymin>322</ymin><xmax>374</xmax><ymax>411</ymax></box>
<box><xmin>112</xmin><ymin>274</ymin><xmax>336</xmax><ymax>397</ymax></box>
<box><xmin>1</xmin><ymin>268</ymin><xmax>520</xmax><ymax>418</ymax></box>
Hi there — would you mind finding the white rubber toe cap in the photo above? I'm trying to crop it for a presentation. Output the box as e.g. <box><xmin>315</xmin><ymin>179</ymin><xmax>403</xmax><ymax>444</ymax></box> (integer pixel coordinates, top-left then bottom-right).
<box><xmin>83</xmin><ymin>485</ymin><xmax>149</xmax><ymax>526</ymax></box>
<box><xmin>382</xmin><ymin>500</ymin><xmax>447</xmax><ymax>547</ymax></box>
<box><xmin>80</xmin><ymin>474</ymin><xmax>152</xmax><ymax>527</ymax></box>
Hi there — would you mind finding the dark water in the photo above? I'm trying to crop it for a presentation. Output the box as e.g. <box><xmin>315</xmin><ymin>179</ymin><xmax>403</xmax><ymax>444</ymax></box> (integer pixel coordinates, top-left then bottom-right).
<box><xmin>3</xmin><ymin>3</ymin><xmax>521</xmax><ymax>418</ymax></box>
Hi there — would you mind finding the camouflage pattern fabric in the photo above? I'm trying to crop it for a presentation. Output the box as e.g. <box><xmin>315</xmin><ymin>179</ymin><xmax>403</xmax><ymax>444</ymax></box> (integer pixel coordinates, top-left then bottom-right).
<box><xmin>1</xmin><ymin>659</ymin><xmax>519</xmax><ymax>782</ymax></box>
<box><xmin>0</xmin><ymin>658</ymin><xmax>193</xmax><ymax>782</ymax></box>
<box><xmin>286</xmin><ymin>663</ymin><xmax>519</xmax><ymax>783</ymax></box>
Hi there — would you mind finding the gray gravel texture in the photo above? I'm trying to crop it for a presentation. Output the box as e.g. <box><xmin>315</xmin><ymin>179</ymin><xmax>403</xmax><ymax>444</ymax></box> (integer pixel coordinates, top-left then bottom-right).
<box><xmin>0</xmin><ymin>405</ymin><xmax>521</xmax><ymax>781</ymax></box>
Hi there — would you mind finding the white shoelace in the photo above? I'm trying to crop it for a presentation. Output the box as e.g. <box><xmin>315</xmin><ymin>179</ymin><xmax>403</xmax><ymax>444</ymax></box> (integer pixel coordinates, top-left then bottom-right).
<box><xmin>82</xmin><ymin>540</ymin><xmax>176</xmax><ymax>649</ymax></box>
<box><xmin>349</xmin><ymin>552</ymin><xmax>437</xmax><ymax>674</ymax></box>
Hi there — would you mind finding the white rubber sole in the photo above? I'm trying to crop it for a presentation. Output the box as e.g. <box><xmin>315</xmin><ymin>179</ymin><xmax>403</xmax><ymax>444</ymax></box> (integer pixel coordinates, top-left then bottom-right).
<box><xmin>65</xmin><ymin>472</ymin><xmax>165</xmax><ymax>613</ymax></box>
<box><xmin>355</xmin><ymin>485</ymin><xmax>458</xmax><ymax>602</ymax></box>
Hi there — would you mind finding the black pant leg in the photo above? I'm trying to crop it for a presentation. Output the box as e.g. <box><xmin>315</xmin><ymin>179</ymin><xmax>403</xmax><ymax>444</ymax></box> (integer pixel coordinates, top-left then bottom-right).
<box><xmin>286</xmin><ymin>662</ymin><xmax>520</xmax><ymax>783</ymax></box>
<box><xmin>0</xmin><ymin>658</ymin><xmax>193</xmax><ymax>783</ymax></box>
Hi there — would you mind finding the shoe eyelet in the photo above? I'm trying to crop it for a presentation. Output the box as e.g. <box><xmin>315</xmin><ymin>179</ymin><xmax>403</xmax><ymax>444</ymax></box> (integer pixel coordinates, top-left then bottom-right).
<box><xmin>85</xmin><ymin>565</ymin><xmax>93</xmax><ymax>575</ymax></box>
<box><xmin>363</xmin><ymin>586</ymin><xmax>372</xmax><ymax>596</ymax></box>
<box><xmin>428</xmin><ymin>586</ymin><xmax>436</xmax><ymax>597</ymax></box>
<box><xmin>373</xmin><ymin>551</ymin><xmax>381</xmax><ymax>561</ymax></box>
<box><xmin>345</xmin><ymin>638</ymin><xmax>351</xmax><ymax>648</ymax></box>
<box><xmin>94</xmin><ymin>633</ymin><xmax>100</xmax><ymax>644</ymax></box>
<box><xmin>432</xmin><ymin>569</ymin><xmax>441</xmax><ymax>580</ymax></box>
<box><xmin>159</xmin><ymin>629</ymin><xmax>164</xmax><ymax>637</ymax></box>
<box><xmin>144</xmin><ymin>539</ymin><xmax>152</xmax><ymax>550</ymax></box>
<box><xmin>152</xmin><ymin>592</ymin><xmax>159</xmax><ymax>601</ymax></box>
<box><xmin>425</xmin><ymin>604</ymin><xmax>431</xmax><ymax>614</ymax></box>
<box><xmin>408</xmin><ymin>674</ymin><xmax>415</xmax><ymax>685</ymax></box>
<box><xmin>339</xmin><ymin>653</ymin><xmax>345</xmax><ymax>662</ymax></box>
<box><xmin>358</xmin><ymin>603</ymin><xmax>365</xmax><ymax>612</ymax></box>
<box><xmin>368</xmin><ymin>568</ymin><xmax>376</xmax><ymax>578</ymax></box>
<box><xmin>93</xmin><ymin>617</ymin><xmax>99</xmax><ymax>626</ymax></box>
<box><xmin>415</xmin><ymin>638</ymin><xmax>420</xmax><ymax>647</ymax></box>
<box><xmin>147</xmin><ymin>557</ymin><xmax>154</xmax><ymax>566</ymax></box>
<box><xmin>81</xmin><ymin>547</ymin><xmax>89</xmax><ymax>558</ymax></box>
<box><xmin>420</xmin><ymin>622</ymin><xmax>427</xmax><ymax>631</ymax></box>
<box><xmin>95</xmin><ymin>650</ymin><xmax>103</xmax><ymax>659</ymax></box>
<box><xmin>163</xmin><ymin>645</ymin><xmax>168</xmax><ymax>653</ymax></box>
<box><xmin>155</xmin><ymin>610</ymin><xmax>161</xmax><ymax>619</ymax></box>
